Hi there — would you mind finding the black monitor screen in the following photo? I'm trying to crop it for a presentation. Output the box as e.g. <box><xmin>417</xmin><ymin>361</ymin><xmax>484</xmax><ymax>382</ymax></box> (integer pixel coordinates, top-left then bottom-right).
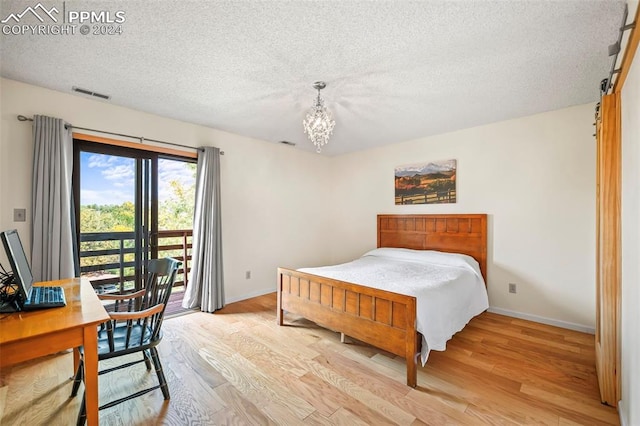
<box><xmin>1</xmin><ymin>229</ymin><xmax>34</xmax><ymax>301</ymax></box>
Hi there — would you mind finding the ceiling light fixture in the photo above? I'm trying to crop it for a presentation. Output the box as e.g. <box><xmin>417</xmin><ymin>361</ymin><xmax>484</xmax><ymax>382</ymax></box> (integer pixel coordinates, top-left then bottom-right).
<box><xmin>303</xmin><ymin>81</ymin><xmax>335</xmax><ymax>153</ymax></box>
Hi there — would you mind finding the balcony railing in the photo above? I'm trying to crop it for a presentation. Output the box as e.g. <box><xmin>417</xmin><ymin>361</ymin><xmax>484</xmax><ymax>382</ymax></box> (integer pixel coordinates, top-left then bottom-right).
<box><xmin>79</xmin><ymin>229</ymin><xmax>192</xmax><ymax>294</ymax></box>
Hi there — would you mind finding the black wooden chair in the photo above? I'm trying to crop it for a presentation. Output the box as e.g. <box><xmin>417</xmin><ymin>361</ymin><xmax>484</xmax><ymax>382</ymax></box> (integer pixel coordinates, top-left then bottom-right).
<box><xmin>70</xmin><ymin>257</ymin><xmax>181</xmax><ymax>425</ymax></box>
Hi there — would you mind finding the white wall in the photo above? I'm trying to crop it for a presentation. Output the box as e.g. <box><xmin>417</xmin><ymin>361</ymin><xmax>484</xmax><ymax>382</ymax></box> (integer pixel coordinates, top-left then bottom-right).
<box><xmin>620</xmin><ymin>41</ymin><xmax>640</xmax><ymax>426</ymax></box>
<box><xmin>330</xmin><ymin>104</ymin><xmax>597</xmax><ymax>330</ymax></box>
<box><xmin>0</xmin><ymin>78</ymin><xmax>599</xmax><ymax>332</ymax></box>
<box><xmin>0</xmin><ymin>78</ymin><xmax>334</xmax><ymax>302</ymax></box>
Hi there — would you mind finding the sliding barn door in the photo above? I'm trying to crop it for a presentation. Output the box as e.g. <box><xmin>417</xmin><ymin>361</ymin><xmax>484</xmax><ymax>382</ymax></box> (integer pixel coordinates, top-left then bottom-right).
<box><xmin>595</xmin><ymin>92</ymin><xmax>621</xmax><ymax>406</ymax></box>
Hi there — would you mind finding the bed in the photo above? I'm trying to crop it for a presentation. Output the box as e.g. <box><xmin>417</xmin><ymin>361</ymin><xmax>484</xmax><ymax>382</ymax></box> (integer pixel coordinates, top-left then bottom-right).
<box><xmin>276</xmin><ymin>214</ymin><xmax>488</xmax><ymax>387</ymax></box>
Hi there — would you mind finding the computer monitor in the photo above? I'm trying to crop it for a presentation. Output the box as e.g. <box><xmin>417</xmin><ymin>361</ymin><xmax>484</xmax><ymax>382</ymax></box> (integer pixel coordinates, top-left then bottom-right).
<box><xmin>0</xmin><ymin>229</ymin><xmax>34</xmax><ymax>303</ymax></box>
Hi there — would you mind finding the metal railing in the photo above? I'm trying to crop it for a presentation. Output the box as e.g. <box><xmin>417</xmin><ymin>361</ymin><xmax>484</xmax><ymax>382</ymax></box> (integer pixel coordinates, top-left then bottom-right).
<box><xmin>79</xmin><ymin>229</ymin><xmax>192</xmax><ymax>293</ymax></box>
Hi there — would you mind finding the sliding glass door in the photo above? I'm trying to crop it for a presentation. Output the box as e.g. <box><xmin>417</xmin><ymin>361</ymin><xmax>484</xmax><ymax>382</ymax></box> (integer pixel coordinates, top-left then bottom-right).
<box><xmin>73</xmin><ymin>139</ymin><xmax>195</xmax><ymax>294</ymax></box>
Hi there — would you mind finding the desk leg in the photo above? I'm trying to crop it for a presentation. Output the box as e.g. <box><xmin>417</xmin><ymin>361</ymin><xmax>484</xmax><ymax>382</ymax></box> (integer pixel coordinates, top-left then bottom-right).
<box><xmin>83</xmin><ymin>326</ymin><xmax>99</xmax><ymax>426</ymax></box>
<box><xmin>73</xmin><ymin>347</ymin><xmax>80</xmax><ymax>374</ymax></box>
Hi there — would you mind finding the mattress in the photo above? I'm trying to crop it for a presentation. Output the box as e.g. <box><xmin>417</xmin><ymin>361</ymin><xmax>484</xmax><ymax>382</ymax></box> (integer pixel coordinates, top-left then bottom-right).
<box><xmin>298</xmin><ymin>247</ymin><xmax>489</xmax><ymax>364</ymax></box>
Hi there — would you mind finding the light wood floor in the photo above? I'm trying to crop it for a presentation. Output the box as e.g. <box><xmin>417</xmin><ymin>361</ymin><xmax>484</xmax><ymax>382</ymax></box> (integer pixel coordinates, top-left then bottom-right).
<box><xmin>0</xmin><ymin>293</ymin><xmax>619</xmax><ymax>425</ymax></box>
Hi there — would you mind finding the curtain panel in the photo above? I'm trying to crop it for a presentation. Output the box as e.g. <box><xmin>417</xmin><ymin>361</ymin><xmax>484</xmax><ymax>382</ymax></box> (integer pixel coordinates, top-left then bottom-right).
<box><xmin>182</xmin><ymin>146</ymin><xmax>224</xmax><ymax>312</ymax></box>
<box><xmin>31</xmin><ymin>115</ymin><xmax>76</xmax><ymax>281</ymax></box>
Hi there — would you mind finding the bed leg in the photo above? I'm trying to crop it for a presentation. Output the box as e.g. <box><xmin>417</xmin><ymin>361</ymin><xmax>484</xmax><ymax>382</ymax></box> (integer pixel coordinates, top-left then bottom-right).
<box><xmin>276</xmin><ymin>285</ymin><xmax>284</xmax><ymax>326</ymax></box>
<box><xmin>340</xmin><ymin>332</ymin><xmax>346</xmax><ymax>343</ymax></box>
<box><xmin>406</xmin><ymin>331</ymin><xmax>419</xmax><ymax>388</ymax></box>
<box><xmin>407</xmin><ymin>354</ymin><xmax>417</xmax><ymax>388</ymax></box>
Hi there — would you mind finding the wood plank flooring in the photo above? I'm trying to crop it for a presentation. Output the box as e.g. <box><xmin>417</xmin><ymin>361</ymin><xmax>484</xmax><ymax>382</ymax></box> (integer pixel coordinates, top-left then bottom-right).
<box><xmin>0</xmin><ymin>293</ymin><xmax>619</xmax><ymax>425</ymax></box>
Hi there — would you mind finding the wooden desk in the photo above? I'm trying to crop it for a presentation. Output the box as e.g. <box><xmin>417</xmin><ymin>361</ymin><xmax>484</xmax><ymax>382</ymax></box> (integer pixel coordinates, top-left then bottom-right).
<box><xmin>0</xmin><ymin>278</ymin><xmax>109</xmax><ymax>426</ymax></box>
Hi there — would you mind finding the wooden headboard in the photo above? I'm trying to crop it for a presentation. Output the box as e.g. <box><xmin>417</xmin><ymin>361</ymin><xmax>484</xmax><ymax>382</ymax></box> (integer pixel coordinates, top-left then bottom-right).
<box><xmin>377</xmin><ymin>214</ymin><xmax>488</xmax><ymax>281</ymax></box>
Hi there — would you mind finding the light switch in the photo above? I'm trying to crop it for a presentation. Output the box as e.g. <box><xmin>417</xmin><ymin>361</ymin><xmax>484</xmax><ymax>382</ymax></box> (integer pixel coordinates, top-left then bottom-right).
<box><xmin>14</xmin><ymin>208</ymin><xmax>26</xmax><ymax>222</ymax></box>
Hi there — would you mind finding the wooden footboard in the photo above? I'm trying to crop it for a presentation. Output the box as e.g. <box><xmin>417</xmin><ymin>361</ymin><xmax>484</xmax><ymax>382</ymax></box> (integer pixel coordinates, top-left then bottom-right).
<box><xmin>277</xmin><ymin>267</ymin><xmax>418</xmax><ymax>387</ymax></box>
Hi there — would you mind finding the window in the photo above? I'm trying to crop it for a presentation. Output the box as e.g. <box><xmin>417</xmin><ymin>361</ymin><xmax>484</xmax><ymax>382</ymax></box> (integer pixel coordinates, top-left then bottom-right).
<box><xmin>73</xmin><ymin>138</ymin><xmax>195</xmax><ymax>294</ymax></box>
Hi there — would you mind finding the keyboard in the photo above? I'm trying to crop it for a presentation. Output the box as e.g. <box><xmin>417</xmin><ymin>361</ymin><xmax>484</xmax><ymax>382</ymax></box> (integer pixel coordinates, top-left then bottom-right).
<box><xmin>24</xmin><ymin>286</ymin><xmax>67</xmax><ymax>309</ymax></box>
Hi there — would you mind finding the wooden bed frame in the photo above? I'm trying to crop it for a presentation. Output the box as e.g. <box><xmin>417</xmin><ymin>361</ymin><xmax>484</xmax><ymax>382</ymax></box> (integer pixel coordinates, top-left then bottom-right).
<box><xmin>276</xmin><ymin>214</ymin><xmax>487</xmax><ymax>387</ymax></box>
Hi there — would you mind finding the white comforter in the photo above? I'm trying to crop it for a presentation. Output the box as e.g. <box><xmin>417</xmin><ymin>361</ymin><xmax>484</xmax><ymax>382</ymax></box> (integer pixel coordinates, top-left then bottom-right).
<box><xmin>298</xmin><ymin>248</ymin><xmax>489</xmax><ymax>364</ymax></box>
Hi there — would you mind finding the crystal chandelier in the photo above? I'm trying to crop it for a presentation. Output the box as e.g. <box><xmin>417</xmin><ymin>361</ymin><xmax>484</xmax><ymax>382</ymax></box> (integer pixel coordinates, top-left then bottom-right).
<box><xmin>303</xmin><ymin>81</ymin><xmax>335</xmax><ymax>153</ymax></box>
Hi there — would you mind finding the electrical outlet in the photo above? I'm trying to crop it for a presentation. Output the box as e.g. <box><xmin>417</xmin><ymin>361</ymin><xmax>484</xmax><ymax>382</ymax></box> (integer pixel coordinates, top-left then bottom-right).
<box><xmin>13</xmin><ymin>208</ymin><xmax>26</xmax><ymax>222</ymax></box>
<box><xmin>508</xmin><ymin>283</ymin><xmax>517</xmax><ymax>294</ymax></box>
<box><xmin>245</xmin><ymin>270</ymin><xmax>251</xmax><ymax>279</ymax></box>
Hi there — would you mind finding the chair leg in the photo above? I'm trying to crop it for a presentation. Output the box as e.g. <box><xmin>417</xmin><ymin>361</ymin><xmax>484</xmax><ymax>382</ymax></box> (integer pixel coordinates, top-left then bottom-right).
<box><xmin>70</xmin><ymin>359</ymin><xmax>84</xmax><ymax>397</ymax></box>
<box><xmin>150</xmin><ymin>347</ymin><xmax>170</xmax><ymax>400</ymax></box>
<box><xmin>76</xmin><ymin>392</ymin><xmax>87</xmax><ymax>426</ymax></box>
<box><xmin>143</xmin><ymin>349</ymin><xmax>152</xmax><ymax>370</ymax></box>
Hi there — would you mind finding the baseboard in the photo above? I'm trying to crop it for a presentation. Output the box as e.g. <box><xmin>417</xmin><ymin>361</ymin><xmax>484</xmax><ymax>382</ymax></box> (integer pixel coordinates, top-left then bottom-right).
<box><xmin>618</xmin><ymin>400</ymin><xmax>627</xmax><ymax>426</ymax></box>
<box><xmin>487</xmin><ymin>307</ymin><xmax>595</xmax><ymax>334</ymax></box>
<box><xmin>225</xmin><ymin>287</ymin><xmax>275</xmax><ymax>304</ymax></box>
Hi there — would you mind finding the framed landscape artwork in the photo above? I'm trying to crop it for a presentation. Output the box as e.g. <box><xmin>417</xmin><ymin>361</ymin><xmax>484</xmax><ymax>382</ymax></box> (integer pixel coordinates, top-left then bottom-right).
<box><xmin>395</xmin><ymin>159</ymin><xmax>457</xmax><ymax>205</ymax></box>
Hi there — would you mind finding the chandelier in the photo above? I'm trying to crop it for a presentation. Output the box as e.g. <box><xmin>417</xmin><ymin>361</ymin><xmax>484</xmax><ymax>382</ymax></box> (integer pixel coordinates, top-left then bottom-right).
<box><xmin>303</xmin><ymin>81</ymin><xmax>335</xmax><ymax>153</ymax></box>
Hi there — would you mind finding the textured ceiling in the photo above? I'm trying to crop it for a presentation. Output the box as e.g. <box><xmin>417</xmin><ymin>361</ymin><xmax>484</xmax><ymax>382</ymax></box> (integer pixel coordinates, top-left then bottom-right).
<box><xmin>0</xmin><ymin>0</ymin><xmax>627</xmax><ymax>155</ymax></box>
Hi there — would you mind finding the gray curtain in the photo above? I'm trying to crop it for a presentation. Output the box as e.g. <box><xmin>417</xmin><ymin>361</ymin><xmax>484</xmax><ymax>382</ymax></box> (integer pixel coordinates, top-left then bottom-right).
<box><xmin>31</xmin><ymin>115</ymin><xmax>76</xmax><ymax>281</ymax></box>
<box><xmin>182</xmin><ymin>147</ymin><xmax>224</xmax><ymax>312</ymax></box>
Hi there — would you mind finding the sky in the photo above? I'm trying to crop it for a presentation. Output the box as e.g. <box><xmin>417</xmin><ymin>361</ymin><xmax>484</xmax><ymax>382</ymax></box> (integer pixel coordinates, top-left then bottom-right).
<box><xmin>80</xmin><ymin>152</ymin><xmax>195</xmax><ymax>206</ymax></box>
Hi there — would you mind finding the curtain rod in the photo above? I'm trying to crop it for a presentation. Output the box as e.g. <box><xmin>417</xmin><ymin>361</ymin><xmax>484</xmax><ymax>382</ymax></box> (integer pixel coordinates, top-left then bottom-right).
<box><xmin>16</xmin><ymin>115</ymin><xmax>224</xmax><ymax>155</ymax></box>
